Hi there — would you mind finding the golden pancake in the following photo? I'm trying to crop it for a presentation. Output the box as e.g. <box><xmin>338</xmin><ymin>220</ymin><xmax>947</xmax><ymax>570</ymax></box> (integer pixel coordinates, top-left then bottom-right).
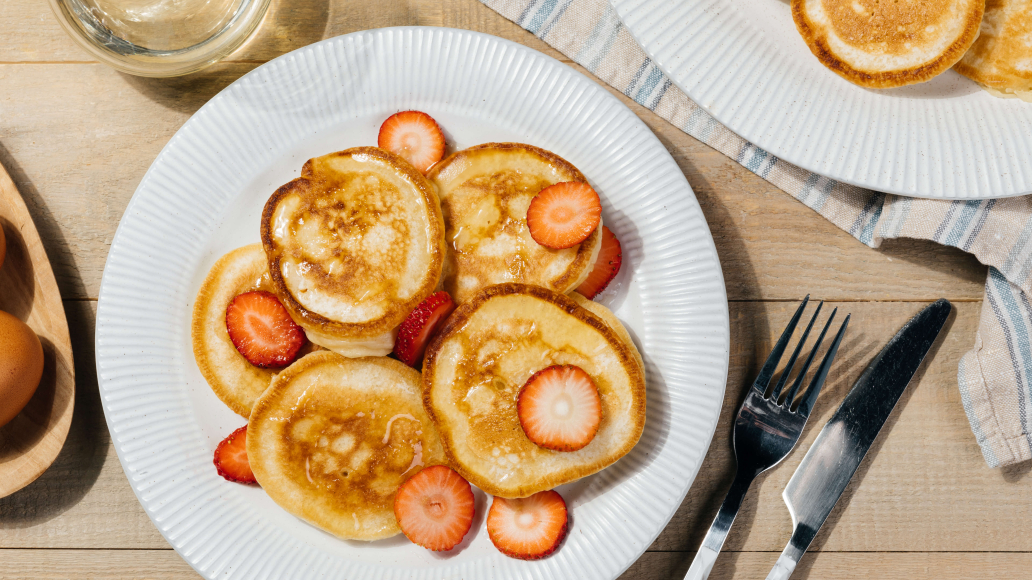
<box><xmin>192</xmin><ymin>244</ymin><xmax>316</xmax><ymax>417</ymax></box>
<box><xmin>955</xmin><ymin>0</ymin><xmax>1032</xmax><ymax>97</ymax></box>
<box><xmin>426</xmin><ymin>143</ymin><xmax>602</xmax><ymax>303</ymax></box>
<box><xmin>248</xmin><ymin>352</ymin><xmax>447</xmax><ymax>541</ymax></box>
<box><xmin>793</xmin><ymin>0</ymin><xmax>984</xmax><ymax>87</ymax></box>
<box><xmin>261</xmin><ymin>147</ymin><xmax>445</xmax><ymax>357</ymax></box>
<box><xmin>423</xmin><ymin>283</ymin><xmax>646</xmax><ymax>498</ymax></box>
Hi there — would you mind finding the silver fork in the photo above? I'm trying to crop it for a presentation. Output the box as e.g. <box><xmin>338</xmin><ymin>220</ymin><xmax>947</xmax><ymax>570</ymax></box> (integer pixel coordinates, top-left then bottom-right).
<box><xmin>684</xmin><ymin>296</ymin><xmax>849</xmax><ymax>580</ymax></box>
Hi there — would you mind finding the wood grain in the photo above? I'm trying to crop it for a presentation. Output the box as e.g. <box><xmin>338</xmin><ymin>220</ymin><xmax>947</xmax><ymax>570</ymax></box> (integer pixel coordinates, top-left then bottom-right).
<box><xmin>0</xmin><ymin>159</ymin><xmax>75</xmax><ymax>498</ymax></box>
<box><xmin>1</xmin><ymin>549</ymin><xmax>1030</xmax><ymax>579</ymax></box>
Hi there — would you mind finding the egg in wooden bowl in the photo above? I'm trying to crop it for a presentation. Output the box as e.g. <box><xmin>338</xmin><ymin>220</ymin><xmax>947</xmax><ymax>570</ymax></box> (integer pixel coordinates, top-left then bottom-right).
<box><xmin>0</xmin><ymin>310</ymin><xmax>44</xmax><ymax>428</ymax></box>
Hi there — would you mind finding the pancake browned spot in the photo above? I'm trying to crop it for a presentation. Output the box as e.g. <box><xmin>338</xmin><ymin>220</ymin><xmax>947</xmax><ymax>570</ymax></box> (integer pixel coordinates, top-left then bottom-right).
<box><xmin>248</xmin><ymin>352</ymin><xmax>447</xmax><ymax>541</ymax></box>
<box><xmin>262</xmin><ymin>147</ymin><xmax>445</xmax><ymax>357</ymax></box>
<box><xmin>423</xmin><ymin>283</ymin><xmax>646</xmax><ymax>498</ymax></box>
<box><xmin>426</xmin><ymin>143</ymin><xmax>602</xmax><ymax>303</ymax></box>
<box><xmin>955</xmin><ymin>0</ymin><xmax>1032</xmax><ymax>97</ymax></box>
<box><xmin>793</xmin><ymin>0</ymin><xmax>984</xmax><ymax>87</ymax></box>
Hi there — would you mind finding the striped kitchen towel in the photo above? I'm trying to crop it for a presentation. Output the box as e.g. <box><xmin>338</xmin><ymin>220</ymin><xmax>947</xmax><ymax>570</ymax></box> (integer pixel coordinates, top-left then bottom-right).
<box><xmin>478</xmin><ymin>0</ymin><xmax>1032</xmax><ymax>467</ymax></box>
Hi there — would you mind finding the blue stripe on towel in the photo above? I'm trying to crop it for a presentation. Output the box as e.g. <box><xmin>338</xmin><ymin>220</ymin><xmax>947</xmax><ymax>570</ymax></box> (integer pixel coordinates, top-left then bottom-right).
<box><xmin>988</xmin><ymin>269</ymin><xmax>1032</xmax><ymax>450</ymax></box>
<box><xmin>944</xmin><ymin>200</ymin><xmax>984</xmax><ymax>248</ymax></box>
<box><xmin>963</xmin><ymin>199</ymin><xmax>996</xmax><ymax>252</ymax></box>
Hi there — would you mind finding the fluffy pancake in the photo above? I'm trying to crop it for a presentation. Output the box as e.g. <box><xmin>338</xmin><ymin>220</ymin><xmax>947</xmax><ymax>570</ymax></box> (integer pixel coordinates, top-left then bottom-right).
<box><xmin>423</xmin><ymin>283</ymin><xmax>646</xmax><ymax>498</ymax></box>
<box><xmin>793</xmin><ymin>0</ymin><xmax>984</xmax><ymax>87</ymax></box>
<box><xmin>955</xmin><ymin>0</ymin><xmax>1032</xmax><ymax>97</ymax></box>
<box><xmin>261</xmin><ymin>147</ymin><xmax>445</xmax><ymax>357</ymax></box>
<box><xmin>248</xmin><ymin>352</ymin><xmax>447</xmax><ymax>541</ymax></box>
<box><xmin>192</xmin><ymin>244</ymin><xmax>309</xmax><ymax>417</ymax></box>
<box><xmin>426</xmin><ymin>143</ymin><xmax>602</xmax><ymax>303</ymax></box>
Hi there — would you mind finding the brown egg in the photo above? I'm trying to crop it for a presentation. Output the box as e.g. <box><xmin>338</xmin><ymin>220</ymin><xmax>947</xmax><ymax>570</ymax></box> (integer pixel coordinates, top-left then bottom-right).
<box><xmin>0</xmin><ymin>310</ymin><xmax>44</xmax><ymax>428</ymax></box>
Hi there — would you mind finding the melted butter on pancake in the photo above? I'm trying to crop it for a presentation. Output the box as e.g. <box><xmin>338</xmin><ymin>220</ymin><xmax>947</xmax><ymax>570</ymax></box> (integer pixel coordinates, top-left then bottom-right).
<box><xmin>249</xmin><ymin>353</ymin><xmax>447</xmax><ymax>540</ymax></box>
<box><xmin>274</xmin><ymin>170</ymin><xmax>408</xmax><ymax>314</ymax></box>
<box><xmin>423</xmin><ymin>284</ymin><xmax>645</xmax><ymax>498</ymax></box>
<box><xmin>428</xmin><ymin>144</ymin><xmax>602</xmax><ymax>303</ymax></box>
<box><xmin>284</xmin><ymin>395</ymin><xmax>424</xmax><ymax>503</ymax></box>
<box><xmin>262</xmin><ymin>147</ymin><xmax>445</xmax><ymax>354</ymax></box>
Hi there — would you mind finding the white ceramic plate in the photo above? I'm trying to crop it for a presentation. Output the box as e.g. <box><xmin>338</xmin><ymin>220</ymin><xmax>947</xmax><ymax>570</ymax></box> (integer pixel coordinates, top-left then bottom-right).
<box><xmin>95</xmin><ymin>27</ymin><xmax>729</xmax><ymax>580</ymax></box>
<box><xmin>612</xmin><ymin>0</ymin><xmax>1032</xmax><ymax>199</ymax></box>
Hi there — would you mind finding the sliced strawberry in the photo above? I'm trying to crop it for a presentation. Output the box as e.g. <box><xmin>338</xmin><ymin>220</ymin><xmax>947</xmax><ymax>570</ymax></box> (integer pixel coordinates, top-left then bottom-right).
<box><xmin>487</xmin><ymin>490</ymin><xmax>568</xmax><ymax>560</ymax></box>
<box><xmin>377</xmin><ymin>111</ymin><xmax>446</xmax><ymax>174</ymax></box>
<box><xmin>394</xmin><ymin>465</ymin><xmax>475</xmax><ymax>551</ymax></box>
<box><xmin>214</xmin><ymin>426</ymin><xmax>256</xmax><ymax>484</ymax></box>
<box><xmin>576</xmin><ymin>225</ymin><xmax>622</xmax><ymax>299</ymax></box>
<box><xmin>517</xmin><ymin>364</ymin><xmax>602</xmax><ymax>452</ymax></box>
<box><xmin>526</xmin><ymin>182</ymin><xmax>602</xmax><ymax>250</ymax></box>
<box><xmin>393</xmin><ymin>291</ymin><xmax>456</xmax><ymax>367</ymax></box>
<box><xmin>225</xmin><ymin>290</ymin><xmax>305</xmax><ymax>368</ymax></box>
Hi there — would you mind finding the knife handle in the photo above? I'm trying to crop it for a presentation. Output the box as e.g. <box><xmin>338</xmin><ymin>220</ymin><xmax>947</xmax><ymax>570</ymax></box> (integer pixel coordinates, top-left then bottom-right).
<box><xmin>765</xmin><ymin>554</ymin><xmax>798</xmax><ymax>580</ymax></box>
<box><xmin>684</xmin><ymin>546</ymin><xmax>718</xmax><ymax>580</ymax></box>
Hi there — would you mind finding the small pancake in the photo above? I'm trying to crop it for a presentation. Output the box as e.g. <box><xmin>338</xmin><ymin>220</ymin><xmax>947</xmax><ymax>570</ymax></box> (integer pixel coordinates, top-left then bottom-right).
<box><xmin>793</xmin><ymin>0</ymin><xmax>984</xmax><ymax>87</ymax></box>
<box><xmin>261</xmin><ymin>147</ymin><xmax>445</xmax><ymax>357</ymax></box>
<box><xmin>426</xmin><ymin>143</ymin><xmax>602</xmax><ymax>303</ymax></box>
<box><xmin>248</xmin><ymin>352</ymin><xmax>447</xmax><ymax>541</ymax></box>
<box><xmin>955</xmin><ymin>0</ymin><xmax>1032</xmax><ymax>97</ymax></box>
<box><xmin>423</xmin><ymin>283</ymin><xmax>646</xmax><ymax>498</ymax></box>
<box><xmin>192</xmin><ymin>244</ymin><xmax>306</xmax><ymax>417</ymax></box>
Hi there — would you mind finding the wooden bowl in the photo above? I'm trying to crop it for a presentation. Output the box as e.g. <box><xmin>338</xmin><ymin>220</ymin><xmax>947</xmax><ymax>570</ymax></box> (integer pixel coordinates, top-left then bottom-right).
<box><xmin>0</xmin><ymin>159</ymin><xmax>75</xmax><ymax>498</ymax></box>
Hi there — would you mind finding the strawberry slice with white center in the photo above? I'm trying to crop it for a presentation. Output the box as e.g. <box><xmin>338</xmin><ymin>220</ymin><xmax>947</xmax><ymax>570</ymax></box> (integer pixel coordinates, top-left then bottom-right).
<box><xmin>526</xmin><ymin>182</ymin><xmax>602</xmax><ymax>249</ymax></box>
<box><xmin>214</xmin><ymin>426</ymin><xmax>257</xmax><ymax>484</ymax></box>
<box><xmin>487</xmin><ymin>490</ymin><xmax>569</xmax><ymax>560</ymax></box>
<box><xmin>393</xmin><ymin>291</ymin><xmax>456</xmax><ymax>367</ymax></box>
<box><xmin>225</xmin><ymin>290</ymin><xmax>306</xmax><ymax>368</ymax></box>
<box><xmin>576</xmin><ymin>225</ymin><xmax>622</xmax><ymax>299</ymax></box>
<box><xmin>394</xmin><ymin>465</ymin><xmax>475</xmax><ymax>551</ymax></box>
<box><xmin>377</xmin><ymin>110</ymin><xmax>446</xmax><ymax>174</ymax></box>
<box><xmin>517</xmin><ymin>364</ymin><xmax>602</xmax><ymax>452</ymax></box>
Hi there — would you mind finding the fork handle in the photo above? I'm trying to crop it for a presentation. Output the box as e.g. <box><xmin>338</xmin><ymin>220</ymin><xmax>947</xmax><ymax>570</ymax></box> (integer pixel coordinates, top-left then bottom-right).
<box><xmin>682</xmin><ymin>469</ymin><xmax>754</xmax><ymax>580</ymax></box>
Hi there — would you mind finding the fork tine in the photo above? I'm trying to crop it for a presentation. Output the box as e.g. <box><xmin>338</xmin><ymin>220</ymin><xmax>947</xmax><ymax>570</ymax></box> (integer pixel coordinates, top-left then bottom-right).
<box><xmin>752</xmin><ymin>295</ymin><xmax>810</xmax><ymax>394</ymax></box>
<box><xmin>782</xmin><ymin>308</ymin><xmax>838</xmax><ymax>406</ymax></box>
<box><xmin>795</xmin><ymin>313</ymin><xmax>850</xmax><ymax>417</ymax></box>
<box><xmin>771</xmin><ymin>301</ymin><xmax>824</xmax><ymax>402</ymax></box>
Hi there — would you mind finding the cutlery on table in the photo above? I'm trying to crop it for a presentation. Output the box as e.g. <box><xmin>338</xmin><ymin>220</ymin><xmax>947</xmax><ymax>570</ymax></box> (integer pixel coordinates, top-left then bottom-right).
<box><xmin>765</xmin><ymin>299</ymin><xmax>951</xmax><ymax>580</ymax></box>
<box><xmin>685</xmin><ymin>296</ymin><xmax>850</xmax><ymax>580</ymax></box>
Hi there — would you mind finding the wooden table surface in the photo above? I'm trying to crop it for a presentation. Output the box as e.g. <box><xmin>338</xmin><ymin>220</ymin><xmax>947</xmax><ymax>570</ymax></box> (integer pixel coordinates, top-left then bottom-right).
<box><xmin>2</xmin><ymin>1</ymin><xmax>1029</xmax><ymax>578</ymax></box>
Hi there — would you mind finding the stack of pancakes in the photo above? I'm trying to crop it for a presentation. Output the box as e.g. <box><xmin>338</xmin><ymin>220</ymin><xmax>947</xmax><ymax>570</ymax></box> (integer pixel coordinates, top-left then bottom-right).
<box><xmin>192</xmin><ymin>141</ymin><xmax>645</xmax><ymax>541</ymax></box>
<box><xmin>793</xmin><ymin>0</ymin><xmax>1032</xmax><ymax>95</ymax></box>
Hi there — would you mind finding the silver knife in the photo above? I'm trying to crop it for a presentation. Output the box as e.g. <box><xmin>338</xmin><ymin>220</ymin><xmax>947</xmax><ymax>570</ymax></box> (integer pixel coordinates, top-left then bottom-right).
<box><xmin>765</xmin><ymin>299</ymin><xmax>951</xmax><ymax>580</ymax></box>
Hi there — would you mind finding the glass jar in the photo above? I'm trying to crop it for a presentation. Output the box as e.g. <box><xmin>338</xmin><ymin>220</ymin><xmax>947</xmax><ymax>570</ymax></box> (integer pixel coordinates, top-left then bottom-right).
<box><xmin>48</xmin><ymin>0</ymin><xmax>272</xmax><ymax>77</ymax></box>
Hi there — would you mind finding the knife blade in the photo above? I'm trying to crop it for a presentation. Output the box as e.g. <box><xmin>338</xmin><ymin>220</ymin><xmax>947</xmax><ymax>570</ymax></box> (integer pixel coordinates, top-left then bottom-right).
<box><xmin>765</xmin><ymin>299</ymin><xmax>951</xmax><ymax>580</ymax></box>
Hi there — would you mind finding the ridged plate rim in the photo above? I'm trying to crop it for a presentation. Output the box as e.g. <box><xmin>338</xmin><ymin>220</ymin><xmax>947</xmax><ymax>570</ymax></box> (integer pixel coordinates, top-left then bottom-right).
<box><xmin>611</xmin><ymin>0</ymin><xmax>1032</xmax><ymax>199</ymax></box>
<box><xmin>95</xmin><ymin>26</ymin><xmax>730</xmax><ymax>580</ymax></box>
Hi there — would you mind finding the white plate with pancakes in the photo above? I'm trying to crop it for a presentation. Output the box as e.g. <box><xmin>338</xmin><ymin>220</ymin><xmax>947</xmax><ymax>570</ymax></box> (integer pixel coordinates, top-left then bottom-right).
<box><xmin>95</xmin><ymin>27</ymin><xmax>729</xmax><ymax>580</ymax></box>
<box><xmin>612</xmin><ymin>0</ymin><xmax>1032</xmax><ymax>198</ymax></box>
